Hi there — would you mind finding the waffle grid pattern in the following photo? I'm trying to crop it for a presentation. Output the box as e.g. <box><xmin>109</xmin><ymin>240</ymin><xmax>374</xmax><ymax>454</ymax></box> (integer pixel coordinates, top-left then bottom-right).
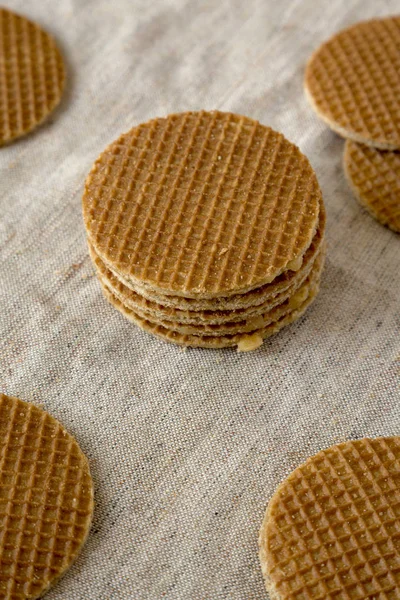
<box><xmin>305</xmin><ymin>17</ymin><xmax>400</xmax><ymax>149</ymax></box>
<box><xmin>261</xmin><ymin>437</ymin><xmax>400</xmax><ymax>600</ymax></box>
<box><xmin>0</xmin><ymin>394</ymin><xmax>93</xmax><ymax>600</ymax></box>
<box><xmin>83</xmin><ymin>111</ymin><xmax>321</xmax><ymax>297</ymax></box>
<box><xmin>344</xmin><ymin>141</ymin><xmax>400</xmax><ymax>233</ymax></box>
<box><xmin>0</xmin><ymin>8</ymin><xmax>65</xmax><ymax>146</ymax></box>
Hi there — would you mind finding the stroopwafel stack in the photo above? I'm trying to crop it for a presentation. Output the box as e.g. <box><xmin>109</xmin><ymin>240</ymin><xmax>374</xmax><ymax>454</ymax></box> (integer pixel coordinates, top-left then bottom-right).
<box><xmin>82</xmin><ymin>111</ymin><xmax>326</xmax><ymax>350</ymax></box>
<box><xmin>305</xmin><ymin>16</ymin><xmax>400</xmax><ymax>233</ymax></box>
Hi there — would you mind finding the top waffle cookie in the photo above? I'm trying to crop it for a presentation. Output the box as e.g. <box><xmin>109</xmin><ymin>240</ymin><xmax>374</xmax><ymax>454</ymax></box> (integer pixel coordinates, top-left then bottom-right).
<box><xmin>83</xmin><ymin>111</ymin><xmax>321</xmax><ymax>298</ymax></box>
<box><xmin>0</xmin><ymin>8</ymin><xmax>65</xmax><ymax>146</ymax></box>
<box><xmin>305</xmin><ymin>17</ymin><xmax>400</xmax><ymax>150</ymax></box>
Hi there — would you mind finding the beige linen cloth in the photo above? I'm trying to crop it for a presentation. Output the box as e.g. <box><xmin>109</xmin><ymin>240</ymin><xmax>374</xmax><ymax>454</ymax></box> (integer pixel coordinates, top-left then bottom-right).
<box><xmin>1</xmin><ymin>1</ymin><xmax>399</xmax><ymax>598</ymax></box>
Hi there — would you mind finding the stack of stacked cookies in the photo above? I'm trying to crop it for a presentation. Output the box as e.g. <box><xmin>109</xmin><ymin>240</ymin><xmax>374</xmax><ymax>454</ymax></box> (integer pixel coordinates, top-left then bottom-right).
<box><xmin>82</xmin><ymin>111</ymin><xmax>326</xmax><ymax>350</ymax></box>
<box><xmin>305</xmin><ymin>16</ymin><xmax>400</xmax><ymax>233</ymax></box>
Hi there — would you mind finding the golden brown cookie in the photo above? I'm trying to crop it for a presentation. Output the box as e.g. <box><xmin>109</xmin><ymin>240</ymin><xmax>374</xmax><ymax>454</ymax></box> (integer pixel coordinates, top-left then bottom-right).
<box><xmin>0</xmin><ymin>8</ymin><xmax>66</xmax><ymax>146</ymax></box>
<box><xmin>344</xmin><ymin>140</ymin><xmax>400</xmax><ymax>233</ymax></box>
<box><xmin>0</xmin><ymin>393</ymin><xmax>93</xmax><ymax>599</ymax></box>
<box><xmin>305</xmin><ymin>17</ymin><xmax>400</xmax><ymax>149</ymax></box>
<box><xmin>83</xmin><ymin>111</ymin><xmax>322</xmax><ymax>298</ymax></box>
<box><xmin>259</xmin><ymin>437</ymin><xmax>400</xmax><ymax>600</ymax></box>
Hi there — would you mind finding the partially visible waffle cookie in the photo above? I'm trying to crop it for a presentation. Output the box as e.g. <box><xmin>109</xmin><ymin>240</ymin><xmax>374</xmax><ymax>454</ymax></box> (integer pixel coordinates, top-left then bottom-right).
<box><xmin>0</xmin><ymin>8</ymin><xmax>65</xmax><ymax>146</ymax></box>
<box><xmin>0</xmin><ymin>393</ymin><xmax>93</xmax><ymax>599</ymax></box>
<box><xmin>259</xmin><ymin>437</ymin><xmax>400</xmax><ymax>600</ymax></box>
<box><xmin>344</xmin><ymin>140</ymin><xmax>400</xmax><ymax>233</ymax></box>
<box><xmin>305</xmin><ymin>17</ymin><xmax>400</xmax><ymax>149</ymax></box>
<box><xmin>83</xmin><ymin>111</ymin><xmax>325</xmax><ymax>349</ymax></box>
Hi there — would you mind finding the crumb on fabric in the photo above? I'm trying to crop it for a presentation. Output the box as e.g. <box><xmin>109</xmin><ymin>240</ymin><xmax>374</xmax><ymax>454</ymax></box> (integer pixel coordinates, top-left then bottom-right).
<box><xmin>237</xmin><ymin>333</ymin><xmax>263</xmax><ymax>352</ymax></box>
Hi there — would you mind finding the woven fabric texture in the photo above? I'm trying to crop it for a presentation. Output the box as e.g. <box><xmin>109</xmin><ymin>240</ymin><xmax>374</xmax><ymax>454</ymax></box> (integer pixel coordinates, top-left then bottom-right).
<box><xmin>0</xmin><ymin>1</ymin><xmax>399</xmax><ymax>598</ymax></box>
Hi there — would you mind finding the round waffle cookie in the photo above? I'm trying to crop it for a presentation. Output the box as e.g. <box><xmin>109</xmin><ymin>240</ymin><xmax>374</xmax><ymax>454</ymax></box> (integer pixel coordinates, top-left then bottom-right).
<box><xmin>305</xmin><ymin>17</ymin><xmax>400</xmax><ymax>150</ymax></box>
<box><xmin>83</xmin><ymin>110</ymin><xmax>322</xmax><ymax>298</ymax></box>
<box><xmin>0</xmin><ymin>8</ymin><xmax>65</xmax><ymax>146</ymax></box>
<box><xmin>259</xmin><ymin>437</ymin><xmax>400</xmax><ymax>600</ymax></box>
<box><xmin>344</xmin><ymin>140</ymin><xmax>400</xmax><ymax>233</ymax></box>
<box><xmin>0</xmin><ymin>393</ymin><xmax>93</xmax><ymax>599</ymax></box>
